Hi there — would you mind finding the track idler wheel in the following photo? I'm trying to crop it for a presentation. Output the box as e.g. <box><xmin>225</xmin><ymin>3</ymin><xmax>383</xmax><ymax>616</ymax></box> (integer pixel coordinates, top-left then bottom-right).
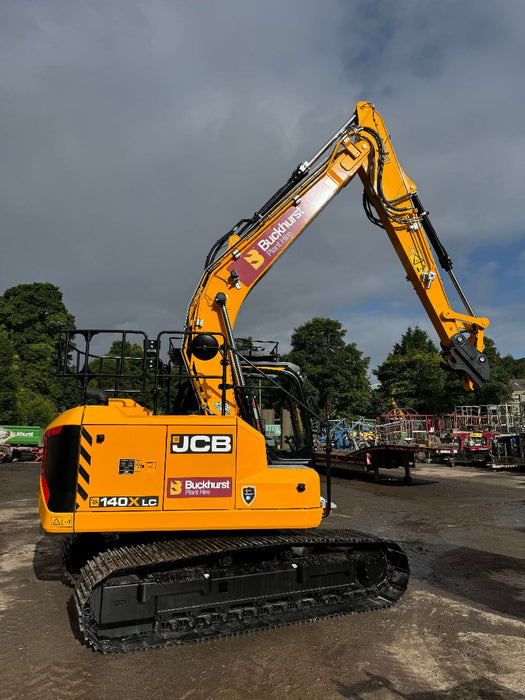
<box><xmin>354</xmin><ymin>550</ymin><xmax>388</xmax><ymax>587</ymax></box>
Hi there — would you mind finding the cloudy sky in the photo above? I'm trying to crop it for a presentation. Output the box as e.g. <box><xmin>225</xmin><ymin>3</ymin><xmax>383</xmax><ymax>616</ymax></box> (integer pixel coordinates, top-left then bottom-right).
<box><xmin>1</xmin><ymin>1</ymin><xmax>524</xmax><ymax>371</ymax></box>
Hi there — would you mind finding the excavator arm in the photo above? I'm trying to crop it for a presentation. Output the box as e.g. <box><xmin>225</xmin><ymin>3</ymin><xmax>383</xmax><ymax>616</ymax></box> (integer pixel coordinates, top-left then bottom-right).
<box><xmin>354</xmin><ymin>103</ymin><xmax>489</xmax><ymax>390</ymax></box>
<box><xmin>183</xmin><ymin>101</ymin><xmax>489</xmax><ymax>418</ymax></box>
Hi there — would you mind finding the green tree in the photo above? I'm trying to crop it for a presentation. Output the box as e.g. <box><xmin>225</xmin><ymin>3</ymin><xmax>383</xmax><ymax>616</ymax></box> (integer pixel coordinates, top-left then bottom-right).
<box><xmin>0</xmin><ymin>328</ymin><xmax>19</xmax><ymax>423</ymax></box>
<box><xmin>501</xmin><ymin>354</ymin><xmax>525</xmax><ymax>379</ymax></box>
<box><xmin>375</xmin><ymin>328</ymin><xmax>512</xmax><ymax>414</ymax></box>
<box><xmin>16</xmin><ymin>387</ymin><xmax>59</xmax><ymax>426</ymax></box>
<box><xmin>374</xmin><ymin>327</ymin><xmax>446</xmax><ymax>414</ymax></box>
<box><xmin>0</xmin><ymin>283</ymin><xmax>76</xmax><ymax>425</ymax></box>
<box><xmin>285</xmin><ymin>317</ymin><xmax>370</xmax><ymax>419</ymax></box>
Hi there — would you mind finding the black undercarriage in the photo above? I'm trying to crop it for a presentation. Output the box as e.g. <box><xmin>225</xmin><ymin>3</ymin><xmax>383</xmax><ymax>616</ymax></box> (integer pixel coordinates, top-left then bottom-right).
<box><xmin>70</xmin><ymin>529</ymin><xmax>409</xmax><ymax>653</ymax></box>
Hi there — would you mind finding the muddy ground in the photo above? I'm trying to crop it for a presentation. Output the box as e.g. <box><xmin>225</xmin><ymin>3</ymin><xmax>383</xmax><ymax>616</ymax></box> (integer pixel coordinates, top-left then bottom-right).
<box><xmin>0</xmin><ymin>462</ymin><xmax>524</xmax><ymax>700</ymax></box>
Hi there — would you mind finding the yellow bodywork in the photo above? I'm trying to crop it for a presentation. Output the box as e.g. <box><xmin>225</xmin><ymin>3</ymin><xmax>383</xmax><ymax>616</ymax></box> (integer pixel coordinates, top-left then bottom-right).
<box><xmin>39</xmin><ymin>399</ymin><xmax>322</xmax><ymax>534</ymax></box>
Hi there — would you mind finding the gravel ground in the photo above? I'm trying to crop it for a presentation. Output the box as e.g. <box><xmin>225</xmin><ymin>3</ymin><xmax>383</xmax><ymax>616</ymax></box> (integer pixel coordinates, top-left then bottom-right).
<box><xmin>0</xmin><ymin>462</ymin><xmax>524</xmax><ymax>699</ymax></box>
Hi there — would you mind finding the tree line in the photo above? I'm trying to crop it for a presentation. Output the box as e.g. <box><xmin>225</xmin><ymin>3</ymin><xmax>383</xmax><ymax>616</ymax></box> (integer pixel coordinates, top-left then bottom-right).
<box><xmin>0</xmin><ymin>282</ymin><xmax>522</xmax><ymax>426</ymax></box>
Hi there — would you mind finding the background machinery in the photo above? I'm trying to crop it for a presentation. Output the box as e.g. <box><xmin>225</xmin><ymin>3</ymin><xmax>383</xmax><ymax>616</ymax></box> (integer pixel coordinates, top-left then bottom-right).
<box><xmin>39</xmin><ymin>102</ymin><xmax>490</xmax><ymax>652</ymax></box>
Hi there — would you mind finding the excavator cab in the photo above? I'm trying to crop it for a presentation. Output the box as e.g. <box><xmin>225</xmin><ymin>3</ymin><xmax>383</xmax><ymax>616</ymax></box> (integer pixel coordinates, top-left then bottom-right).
<box><xmin>241</xmin><ymin>362</ymin><xmax>314</xmax><ymax>464</ymax></box>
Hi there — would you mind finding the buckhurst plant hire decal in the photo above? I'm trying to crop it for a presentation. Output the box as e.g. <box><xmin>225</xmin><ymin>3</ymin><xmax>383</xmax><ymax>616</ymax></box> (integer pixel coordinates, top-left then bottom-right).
<box><xmin>227</xmin><ymin>177</ymin><xmax>336</xmax><ymax>287</ymax></box>
<box><xmin>167</xmin><ymin>477</ymin><xmax>232</xmax><ymax>498</ymax></box>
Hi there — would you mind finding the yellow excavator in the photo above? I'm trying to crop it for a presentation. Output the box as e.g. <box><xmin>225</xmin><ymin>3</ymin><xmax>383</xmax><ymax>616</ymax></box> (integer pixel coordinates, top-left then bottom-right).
<box><xmin>39</xmin><ymin>102</ymin><xmax>489</xmax><ymax>652</ymax></box>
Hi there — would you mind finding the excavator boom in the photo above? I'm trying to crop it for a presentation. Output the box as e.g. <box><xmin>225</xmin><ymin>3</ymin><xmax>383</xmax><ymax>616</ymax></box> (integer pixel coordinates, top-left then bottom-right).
<box><xmin>184</xmin><ymin>101</ymin><xmax>488</xmax><ymax>422</ymax></box>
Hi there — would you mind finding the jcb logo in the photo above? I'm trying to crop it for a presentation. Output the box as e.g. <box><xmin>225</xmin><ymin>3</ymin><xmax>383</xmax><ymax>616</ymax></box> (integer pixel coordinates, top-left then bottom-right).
<box><xmin>244</xmin><ymin>248</ymin><xmax>264</xmax><ymax>270</ymax></box>
<box><xmin>170</xmin><ymin>434</ymin><xmax>233</xmax><ymax>454</ymax></box>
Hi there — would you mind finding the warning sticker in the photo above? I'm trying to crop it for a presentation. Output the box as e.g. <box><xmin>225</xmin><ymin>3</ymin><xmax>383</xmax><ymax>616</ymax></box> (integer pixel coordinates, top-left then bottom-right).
<box><xmin>119</xmin><ymin>459</ymin><xmax>136</xmax><ymax>474</ymax></box>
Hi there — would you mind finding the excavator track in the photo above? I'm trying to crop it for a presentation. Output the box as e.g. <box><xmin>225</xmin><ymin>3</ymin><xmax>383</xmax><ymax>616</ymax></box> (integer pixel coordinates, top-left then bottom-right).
<box><xmin>74</xmin><ymin>529</ymin><xmax>409</xmax><ymax>653</ymax></box>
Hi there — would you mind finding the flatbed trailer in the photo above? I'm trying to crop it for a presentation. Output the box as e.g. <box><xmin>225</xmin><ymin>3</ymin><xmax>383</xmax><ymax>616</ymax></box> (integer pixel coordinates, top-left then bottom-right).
<box><xmin>316</xmin><ymin>445</ymin><xmax>416</xmax><ymax>484</ymax></box>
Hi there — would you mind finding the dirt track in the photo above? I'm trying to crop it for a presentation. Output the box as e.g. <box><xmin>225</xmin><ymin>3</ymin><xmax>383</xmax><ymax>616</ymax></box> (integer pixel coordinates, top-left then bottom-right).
<box><xmin>1</xmin><ymin>462</ymin><xmax>524</xmax><ymax>699</ymax></box>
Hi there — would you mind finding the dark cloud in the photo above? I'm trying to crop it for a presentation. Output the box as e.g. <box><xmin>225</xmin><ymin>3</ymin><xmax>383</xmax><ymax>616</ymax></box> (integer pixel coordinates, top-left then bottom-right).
<box><xmin>1</xmin><ymin>1</ymin><xmax>524</xmax><ymax>369</ymax></box>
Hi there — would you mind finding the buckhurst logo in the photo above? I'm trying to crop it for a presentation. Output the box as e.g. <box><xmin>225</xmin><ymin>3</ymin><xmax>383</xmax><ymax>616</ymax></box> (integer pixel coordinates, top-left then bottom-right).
<box><xmin>167</xmin><ymin>477</ymin><xmax>232</xmax><ymax>498</ymax></box>
<box><xmin>257</xmin><ymin>206</ymin><xmax>305</xmax><ymax>253</ymax></box>
<box><xmin>171</xmin><ymin>434</ymin><xmax>233</xmax><ymax>454</ymax></box>
<box><xmin>244</xmin><ymin>248</ymin><xmax>265</xmax><ymax>270</ymax></box>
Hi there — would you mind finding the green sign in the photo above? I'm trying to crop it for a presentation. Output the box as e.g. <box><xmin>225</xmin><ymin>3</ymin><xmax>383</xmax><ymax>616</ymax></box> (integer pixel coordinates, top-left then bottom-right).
<box><xmin>0</xmin><ymin>426</ymin><xmax>44</xmax><ymax>446</ymax></box>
